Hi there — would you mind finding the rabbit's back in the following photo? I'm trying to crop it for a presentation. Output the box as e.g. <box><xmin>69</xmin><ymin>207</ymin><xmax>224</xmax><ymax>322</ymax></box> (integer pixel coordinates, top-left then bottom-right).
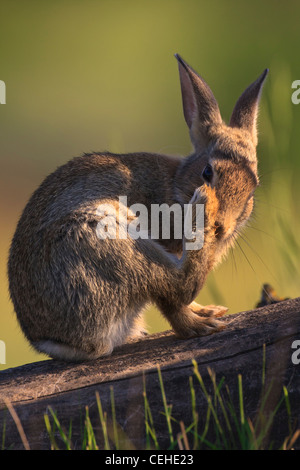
<box><xmin>8</xmin><ymin>152</ymin><xmax>181</xmax><ymax>355</ymax></box>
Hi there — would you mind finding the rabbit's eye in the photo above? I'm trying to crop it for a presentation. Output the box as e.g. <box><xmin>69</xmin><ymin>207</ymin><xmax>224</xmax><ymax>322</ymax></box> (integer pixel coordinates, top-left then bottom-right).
<box><xmin>202</xmin><ymin>164</ymin><xmax>213</xmax><ymax>183</ymax></box>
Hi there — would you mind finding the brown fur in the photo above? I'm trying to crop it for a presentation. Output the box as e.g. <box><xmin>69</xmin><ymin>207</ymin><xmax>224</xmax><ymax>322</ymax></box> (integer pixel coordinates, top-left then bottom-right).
<box><xmin>8</xmin><ymin>55</ymin><xmax>268</xmax><ymax>361</ymax></box>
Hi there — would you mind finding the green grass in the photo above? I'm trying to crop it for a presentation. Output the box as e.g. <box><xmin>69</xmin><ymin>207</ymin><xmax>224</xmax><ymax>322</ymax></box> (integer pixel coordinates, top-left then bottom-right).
<box><xmin>42</xmin><ymin>361</ymin><xmax>300</xmax><ymax>450</ymax></box>
<box><xmin>2</xmin><ymin>349</ymin><xmax>299</xmax><ymax>450</ymax></box>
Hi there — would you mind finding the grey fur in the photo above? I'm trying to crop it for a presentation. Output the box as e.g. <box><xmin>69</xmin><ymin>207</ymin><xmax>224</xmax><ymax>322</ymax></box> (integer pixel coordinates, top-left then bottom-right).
<box><xmin>8</xmin><ymin>55</ymin><xmax>268</xmax><ymax>361</ymax></box>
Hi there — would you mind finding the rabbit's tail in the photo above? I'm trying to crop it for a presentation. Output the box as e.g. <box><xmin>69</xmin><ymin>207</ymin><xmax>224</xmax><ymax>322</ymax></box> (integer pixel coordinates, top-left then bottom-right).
<box><xmin>33</xmin><ymin>339</ymin><xmax>105</xmax><ymax>362</ymax></box>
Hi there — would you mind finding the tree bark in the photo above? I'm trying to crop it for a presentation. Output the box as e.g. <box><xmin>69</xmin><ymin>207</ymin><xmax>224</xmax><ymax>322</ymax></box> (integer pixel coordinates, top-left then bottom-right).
<box><xmin>0</xmin><ymin>298</ymin><xmax>300</xmax><ymax>450</ymax></box>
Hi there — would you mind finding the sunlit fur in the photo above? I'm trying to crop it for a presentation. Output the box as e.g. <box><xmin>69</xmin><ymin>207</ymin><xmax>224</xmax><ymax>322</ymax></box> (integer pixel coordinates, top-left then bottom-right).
<box><xmin>8</xmin><ymin>56</ymin><xmax>268</xmax><ymax>361</ymax></box>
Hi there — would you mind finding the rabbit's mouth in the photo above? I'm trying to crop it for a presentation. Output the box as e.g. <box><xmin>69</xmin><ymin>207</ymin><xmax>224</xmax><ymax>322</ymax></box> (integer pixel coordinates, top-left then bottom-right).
<box><xmin>214</xmin><ymin>222</ymin><xmax>224</xmax><ymax>240</ymax></box>
<box><xmin>214</xmin><ymin>219</ymin><xmax>238</xmax><ymax>243</ymax></box>
<box><xmin>215</xmin><ymin>223</ymin><xmax>242</xmax><ymax>249</ymax></box>
<box><xmin>212</xmin><ymin>228</ymin><xmax>241</xmax><ymax>267</ymax></box>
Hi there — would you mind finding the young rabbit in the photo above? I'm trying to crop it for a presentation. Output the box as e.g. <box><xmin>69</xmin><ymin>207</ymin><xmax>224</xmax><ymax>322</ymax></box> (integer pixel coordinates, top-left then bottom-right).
<box><xmin>8</xmin><ymin>55</ymin><xmax>268</xmax><ymax>361</ymax></box>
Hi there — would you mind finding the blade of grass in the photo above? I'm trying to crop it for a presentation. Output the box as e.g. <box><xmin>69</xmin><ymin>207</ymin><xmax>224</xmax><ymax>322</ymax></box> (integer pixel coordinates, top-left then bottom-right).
<box><xmin>199</xmin><ymin>405</ymin><xmax>212</xmax><ymax>449</ymax></box>
<box><xmin>95</xmin><ymin>391</ymin><xmax>110</xmax><ymax>450</ymax></box>
<box><xmin>189</xmin><ymin>376</ymin><xmax>198</xmax><ymax>450</ymax></box>
<box><xmin>283</xmin><ymin>429</ymin><xmax>300</xmax><ymax>450</ymax></box>
<box><xmin>44</xmin><ymin>413</ymin><xmax>58</xmax><ymax>450</ymax></box>
<box><xmin>262</xmin><ymin>344</ymin><xmax>266</xmax><ymax>388</ymax></box>
<box><xmin>207</xmin><ymin>367</ymin><xmax>234</xmax><ymax>447</ymax></box>
<box><xmin>283</xmin><ymin>386</ymin><xmax>292</xmax><ymax>436</ymax></box>
<box><xmin>157</xmin><ymin>365</ymin><xmax>174</xmax><ymax>447</ymax></box>
<box><xmin>247</xmin><ymin>418</ymin><xmax>258</xmax><ymax>450</ymax></box>
<box><xmin>238</xmin><ymin>374</ymin><xmax>245</xmax><ymax>427</ymax></box>
<box><xmin>179</xmin><ymin>421</ymin><xmax>190</xmax><ymax>450</ymax></box>
<box><xmin>143</xmin><ymin>372</ymin><xmax>159</xmax><ymax>450</ymax></box>
<box><xmin>110</xmin><ymin>386</ymin><xmax>119</xmax><ymax>450</ymax></box>
<box><xmin>238</xmin><ymin>374</ymin><xmax>248</xmax><ymax>449</ymax></box>
<box><xmin>177</xmin><ymin>433</ymin><xmax>184</xmax><ymax>450</ymax></box>
<box><xmin>192</xmin><ymin>360</ymin><xmax>224</xmax><ymax>444</ymax></box>
<box><xmin>225</xmin><ymin>384</ymin><xmax>245</xmax><ymax>446</ymax></box>
<box><xmin>254</xmin><ymin>383</ymin><xmax>287</xmax><ymax>449</ymax></box>
<box><xmin>4</xmin><ymin>399</ymin><xmax>30</xmax><ymax>451</ymax></box>
<box><xmin>47</xmin><ymin>406</ymin><xmax>72</xmax><ymax>450</ymax></box>
<box><xmin>84</xmin><ymin>406</ymin><xmax>99</xmax><ymax>450</ymax></box>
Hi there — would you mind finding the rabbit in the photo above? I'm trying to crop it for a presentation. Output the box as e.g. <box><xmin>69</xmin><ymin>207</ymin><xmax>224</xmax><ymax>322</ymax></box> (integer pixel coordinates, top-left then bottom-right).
<box><xmin>8</xmin><ymin>54</ymin><xmax>268</xmax><ymax>361</ymax></box>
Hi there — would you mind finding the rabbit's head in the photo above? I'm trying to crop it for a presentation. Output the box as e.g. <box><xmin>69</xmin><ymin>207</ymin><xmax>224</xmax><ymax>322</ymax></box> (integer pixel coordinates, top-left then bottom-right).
<box><xmin>174</xmin><ymin>55</ymin><xmax>268</xmax><ymax>260</ymax></box>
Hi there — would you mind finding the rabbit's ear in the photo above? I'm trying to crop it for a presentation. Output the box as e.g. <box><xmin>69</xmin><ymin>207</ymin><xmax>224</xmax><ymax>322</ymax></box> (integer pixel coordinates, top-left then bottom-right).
<box><xmin>175</xmin><ymin>54</ymin><xmax>222</xmax><ymax>151</ymax></box>
<box><xmin>230</xmin><ymin>69</ymin><xmax>269</xmax><ymax>146</ymax></box>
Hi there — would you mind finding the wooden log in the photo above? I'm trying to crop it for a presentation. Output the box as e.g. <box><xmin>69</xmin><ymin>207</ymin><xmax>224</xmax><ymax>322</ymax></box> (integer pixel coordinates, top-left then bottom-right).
<box><xmin>0</xmin><ymin>298</ymin><xmax>300</xmax><ymax>450</ymax></box>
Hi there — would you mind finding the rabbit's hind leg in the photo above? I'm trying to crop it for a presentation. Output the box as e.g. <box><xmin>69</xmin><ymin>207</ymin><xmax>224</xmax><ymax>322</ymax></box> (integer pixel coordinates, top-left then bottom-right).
<box><xmin>159</xmin><ymin>303</ymin><xmax>226</xmax><ymax>340</ymax></box>
<box><xmin>32</xmin><ymin>339</ymin><xmax>112</xmax><ymax>362</ymax></box>
<box><xmin>125</xmin><ymin>313</ymin><xmax>149</xmax><ymax>343</ymax></box>
<box><xmin>33</xmin><ymin>310</ymin><xmax>145</xmax><ymax>360</ymax></box>
<box><xmin>189</xmin><ymin>301</ymin><xmax>228</xmax><ymax>318</ymax></box>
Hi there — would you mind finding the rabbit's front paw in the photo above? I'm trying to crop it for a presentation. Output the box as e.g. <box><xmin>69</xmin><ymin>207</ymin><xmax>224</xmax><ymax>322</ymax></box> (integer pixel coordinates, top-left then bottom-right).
<box><xmin>200</xmin><ymin>184</ymin><xmax>219</xmax><ymax>229</ymax></box>
<box><xmin>190</xmin><ymin>185</ymin><xmax>218</xmax><ymax>233</ymax></box>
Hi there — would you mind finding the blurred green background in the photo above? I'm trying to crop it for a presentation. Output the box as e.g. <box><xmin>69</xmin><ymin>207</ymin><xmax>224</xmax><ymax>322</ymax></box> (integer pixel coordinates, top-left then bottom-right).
<box><xmin>1</xmin><ymin>0</ymin><xmax>299</xmax><ymax>370</ymax></box>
